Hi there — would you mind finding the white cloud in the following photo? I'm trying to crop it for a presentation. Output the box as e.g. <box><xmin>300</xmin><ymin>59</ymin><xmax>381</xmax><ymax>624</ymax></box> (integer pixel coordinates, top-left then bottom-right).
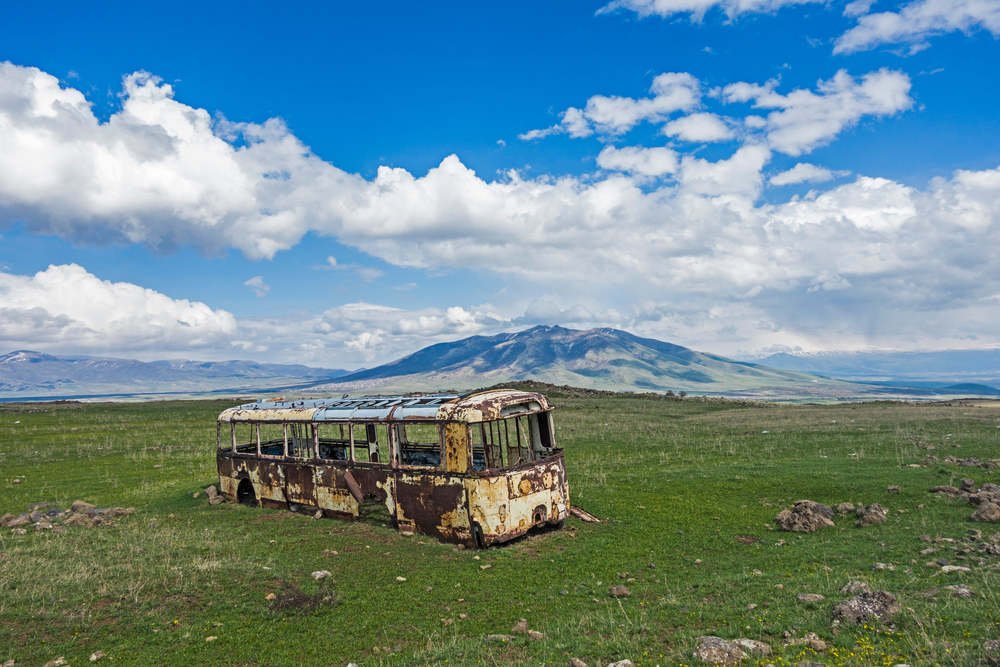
<box><xmin>244</xmin><ymin>276</ymin><xmax>270</xmax><ymax>298</ymax></box>
<box><xmin>597</xmin><ymin>0</ymin><xmax>822</xmax><ymax>21</ymax></box>
<box><xmin>770</xmin><ymin>162</ymin><xmax>852</xmax><ymax>186</ymax></box>
<box><xmin>597</xmin><ymin>145</ymin><xmax>679</xmax><ymax>176</ymax></box>
<box><xmin>4</xmin><ymin>63</ymin><xmax>1000</xmax><ymax>358</ymax></box>
<box><xmin>0</xmin><ymin>264</ymin><xmax>237</xmax><ymax>354</ymax></box>
<box><xmin>835</xmin><ymin>0</ymin><xmax>1000</xmax><ymax>54</ymax></box>
<box><xmin>662</xmin><ymin>112</ymin><xmax>734</xmax><ymax>142</ymax></box>
<box><xmin>722</xmin><ymin>68</ymin><xmax>913</xmax><ymax>155</ymax></box>
<box><xmin>519</xmin><ymin>72</ymin><xmax>701</xmax><ymax>140</ymax></box>
<box><xmin>314</xmin><ymin>256</ymin><xmax>385</xmax><ymax>282</ymax></box>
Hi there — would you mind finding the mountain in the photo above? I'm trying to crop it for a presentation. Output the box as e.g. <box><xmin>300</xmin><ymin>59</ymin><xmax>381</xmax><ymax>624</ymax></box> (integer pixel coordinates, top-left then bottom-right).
<box><xmin>317</xmin><ymin>326</ymin><xmax>871</xmax><ymax>398</ymax></box>
<box><xmin>744</xmin><ymin>349</ymin><xmax>1000</xmax><ymax>387</ymax></box>
<box><xmin>0</xmin><ymin>350</ymin><xmax>348</xmax><ymax>399</ymax></box>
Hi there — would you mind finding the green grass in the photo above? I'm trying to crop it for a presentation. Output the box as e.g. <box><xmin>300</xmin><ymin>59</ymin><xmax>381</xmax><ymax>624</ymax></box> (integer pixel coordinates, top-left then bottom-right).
<box><xmin>2</xmin><ymin>397</ymin><xmax>1000</xmax><ymax>666</ymax></box>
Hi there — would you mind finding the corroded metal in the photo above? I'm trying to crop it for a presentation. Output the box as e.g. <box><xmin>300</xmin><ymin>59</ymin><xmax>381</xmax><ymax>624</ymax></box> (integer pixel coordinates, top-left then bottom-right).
<box><xmin>216</xmin><ymin>389</ymin><xmax>569</xmax><ymax>546</ymax></box>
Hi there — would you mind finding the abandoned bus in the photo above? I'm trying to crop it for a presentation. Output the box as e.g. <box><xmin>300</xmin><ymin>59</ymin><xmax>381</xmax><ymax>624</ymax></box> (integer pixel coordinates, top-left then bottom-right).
<box><xmin>215</xmin><ymin>389</ymin><xmax>568</xmax><ymax>547</ymax></box>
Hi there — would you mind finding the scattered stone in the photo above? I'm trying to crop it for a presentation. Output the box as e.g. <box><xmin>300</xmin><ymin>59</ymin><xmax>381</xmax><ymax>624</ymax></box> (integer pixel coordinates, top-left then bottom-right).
<box><xmin>71</xmin><ymin>500</ymin><xmax>95</xmax><ymax>512</ymax></box>
<box><xmin>607</xmin><ymin>661</ymin><xmax>635</xmax><ymax>667</ymax></box>
<box><xmin>693</xmin><ymin>636</ymin><xmax>747</xmax><ymax>665</ymax></box>
<box><xmin>984</xmin><ymin>483</ymin><xmax>1000</xmax><ymax>494</ymax></box>
<box><xmin>511</xmin><ymin>618</ymin><xmax>528</xmax><ymax>634</ymax></box>
<box><xmin>747</xmin><ymin>603</ymin><xmax>758</xmax><ymax>610</ymax></box>
<box><xmin>12</xmin><ymin>479</ymin><xmax>21</xmax><ymax>484</ymax></box>
<box><xmin>609</xmin><ymin>585</ymin><xmax>631</xmax><ymax>598</ymax></box>
<box><xmin>835</xmin><ymin>503</ymin><xmax>855</xmax><ymax>514</ymax></box>
<box><xmin>1</xmin><ymin>659</ymin><xmax>13</xmax><ymax>666</ymax></box>
<box><xmin>7</xmin><ymin>515</ymin><xmax>31</xmax><ymax>528</ymax></box>
<box><xmin>939</xmin><ymin>565</ymin><xmax>971</xmax><ymax>573</ymax></box>
<box><xmin>972</xmin><ymin>502</ymin><xmax>1000</xmax><ymax>523</ymax></box>
<box><xmin>831</xmin><ymin>590</ymin><xmax>901</xmax><ymax>625</ymax></box>
<box><xmin>920</xmin><ymin>548</ymin><xmax>937</xmax><ymax>555</ymax></box>
<box><xmin>459</xmin><ymin>613</ymin><xmax>468</xmax><ymax>619</ymax></box>
<box><xmin>63</xmin><ymin>514</ymin><xmax>88</xmax><ymax>526</ymax></box>
<box><xmin>441</xmin><ymin>618</ymin><xmax>454</xmax><ymax>626</ymax></box>
<box><xmin>396</xmin><ymin>576</ymin><xmax>406</xmax><ymax>582</ymax></box>
<box><xmin>265</xmin><ymin>593</ymin><xmax>277</xmax><ymax>600</ymax></box>
<box><xmin>192</xmin><ymin>492</ymin><xmax>200</xmax><ymax>499</ymax></box>
<box><xmin>984</xmin><ymin>639</ymin><xmax>1000</xmax><ymax>665</ymax></box>
<box><xmin>528</xmin><ymin>630</ymin><xmax>544</xmax><ymax>641</ymax></box>
<box><xmin>855</xmin><ymin>504</ymin><xmax>888</xmax><ymax>527</ymax></box>
<box><xmin>872</xmin><ymin>562</ymin><xmax>895</xmax><ymax>570</ymax></box>
<box><xmin>35</xmin><ymin>521</ymin><xmax>53</xmax><ymax>531</ymax></box>
<box><xmin>774</xmin><ymin>500</ymin><xmax>835</xmax><ymax>533</ymax></box>
<box><xmin>961</xmin><ymin>479</ymin><xmax>977</xmax><ymax>493</ymax></box>
<box><xmin>206</xmin><ymin>636</ymin><xmax>217</xmax><ymax>642</ymax></box>
<box><xmin>485</xmin><ymin>635</ymin><xmax>516</xmax><ymax>643</ymax></box>
<box><xmin>918</xmin><ymin>534</ymin><xmax>931</xmax><ymax>542</ymax></box>
<box><xmin>42</xmin><ymin>659</ymin><xmax>66</xmax><ymax>667</ymax></box>
<box><xmin>89</xmin><ymin>651</ymin><xmax>106</xmax><ymax>662</ymax></box>
<box><xmin>569</xmin><ymin>659</ymin><xmax>589</xmax><ymax>667</ymax></box>
<box><xmin>205</xmin><ymin>485</ymin><xmax>218</xmax><ymax>498</ymax></box>
<box><xmin>86</xmin><ymin>516</ymin><xmax>105</xmax><ymax>528</ymax></box>
<box><xmin>10</xmin><ymin>528</ymin><xmax>26</xmax><ymax>535</ymax></box>
<box><xmin>732</xmin><ymin>638</ymin><xmax>771</xmax><ymax>655</ymax></box>
<box><xmin>209</xmin><ymin>496</ymin><xmax>225</xmax><ymax>506</ymax></box>
<box><xmin>798</xmin><ymin>594</ymin><xmax>826</xmax><ymax>603</ymax></box>
<box><xmin>311</xmin><ymin>570</ymin><xmax>331</xmax><ymax>580</ymax></box>
<box><xmin>944</xmin><ymin>585</ymin><xmax>974</xmax><ymax>597</ymax></box>
<box><xmin>887</xmin><ymin>485</ymin><xmax>900</xmax><ymax>493</ymax></box>
<box><xmin>820</xmin><ymin>566</ymin><xmax>833</xmax><ymax>572</ymax></box>
<box><xmin>929</xmin><ymin>486</ymin><xmax>960</xmax><ymax>497</ymax></box>
<box><xmin>0</xmin><ymin>513</ymin><xmax>12</xmax><ymax>526</ymax></box>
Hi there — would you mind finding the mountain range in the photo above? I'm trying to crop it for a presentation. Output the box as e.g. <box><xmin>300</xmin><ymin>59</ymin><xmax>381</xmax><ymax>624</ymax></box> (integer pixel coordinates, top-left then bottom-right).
<box><xmin>3</xmin><ymin>327</ymin><xmax>999</xmax><ymax>401</ymax></box>
<box><xmin>0</xmin><ymin>350</ymin><xmax>347</xmax><ymax>399</ymax></box>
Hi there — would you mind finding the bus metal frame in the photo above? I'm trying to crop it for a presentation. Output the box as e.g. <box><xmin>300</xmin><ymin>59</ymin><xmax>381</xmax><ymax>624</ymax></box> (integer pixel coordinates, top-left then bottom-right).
<box><xmin>215</xmin><ymin>389</ymin><xmax>569</xmax><ymax>547</ymax></box>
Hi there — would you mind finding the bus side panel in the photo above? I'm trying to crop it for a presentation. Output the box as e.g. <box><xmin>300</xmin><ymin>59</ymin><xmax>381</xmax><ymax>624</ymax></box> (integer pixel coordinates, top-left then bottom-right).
<box><xmin>284</xmin><ymin>462</ymin><xmax>317</xmax><ymax>506</ymax></box>
<box><xmin>394</xmin><ymin>473</ymin><xmax>469</xmax><ymax>542</ymax></box>
<box><xmin>314</xmin><ymin>465</ymin><xmax>360</xmax><ymax>519</ymax></box>
<box><xmin>217</xmin><ymin>455</ymin><xmax>239</xmax><ymax>500</ymax></box>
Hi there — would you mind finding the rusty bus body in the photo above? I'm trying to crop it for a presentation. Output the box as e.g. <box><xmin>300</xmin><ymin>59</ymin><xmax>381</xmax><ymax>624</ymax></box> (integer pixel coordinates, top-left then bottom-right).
<box><xmin>216</xmin><ymin>389</ymin><xmax>569</xmax><ymax>547</ymax></box>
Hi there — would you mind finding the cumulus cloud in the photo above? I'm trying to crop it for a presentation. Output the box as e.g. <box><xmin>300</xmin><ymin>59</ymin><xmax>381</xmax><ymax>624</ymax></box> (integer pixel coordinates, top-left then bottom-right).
<box><xmin>723</xmin><ymin>69</ymin><xmax>913</xmax><ymax>155</ymax></box>
<box><xmin>596</xmin><ymin>145</ymin><xmax>679</xmax><ymax>176</ymax></box>
<box><xmin>519</xmin><ymin>72</ymin><xmax>701</xmax><ymax>140</ymax></box>
<box><xmin>662</xmin><ymin>112</ymin><xmax>734</xmax><ymax>142</ymax></box>
<box><xmin>770</xmin><ymin>162</ymin><xmax>852</xmax><ymax>186</ymax></box>
<box><xmin>0</xmin><ymin>264</ymin><xmax>237</xmax><ymax>354</ymax></box>
<box><xmin>836</xmin><ymin>0</ymin><xmax>1000</xmax><ymax>54</ymax></box>
<box><xmin>3</xmin><ymin>63</ymin><xmax>1000</xmax><ymax>358</ymax></box>
<box><xmin>244</xmin><ymin>276</ymin><xmax>270</xmax><ymax>297</ymax></box>
<box><xmin>597</xmin><ymin>0</ymin><xmax>822</xmax><ymax>21</ymax></box>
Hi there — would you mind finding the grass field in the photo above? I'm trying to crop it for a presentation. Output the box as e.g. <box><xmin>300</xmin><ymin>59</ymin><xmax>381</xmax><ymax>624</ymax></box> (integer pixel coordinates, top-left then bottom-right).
<box><xmin>2</xmin><ymin>394</ymin><xmax>1000</xmax><ymax>666</ymax></box>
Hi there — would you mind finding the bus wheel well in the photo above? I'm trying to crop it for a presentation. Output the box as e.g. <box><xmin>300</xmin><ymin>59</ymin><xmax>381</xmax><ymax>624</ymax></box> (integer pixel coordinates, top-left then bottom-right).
<box><xmin>237</xmin><ymin>478</ymin><xmax>258</xmax><ymax>507</ymax></box>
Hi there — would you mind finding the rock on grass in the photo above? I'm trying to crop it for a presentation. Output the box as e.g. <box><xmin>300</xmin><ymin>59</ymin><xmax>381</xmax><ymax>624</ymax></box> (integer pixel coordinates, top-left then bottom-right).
<box><xmin>774</xmin><ymin>501</ymin><xmax>835</xmax><ymax>533</ymax></box>
<box><xmin>855</xmin><ymin>504</ymin><xmax>888</xmax><ymax>527</ymax></box>
<box><xmin>972</xmin><ymin>502</ymin><xmax>1000</xmax><ymax>522</ymax></box>
<box><xmin>694</xmin><ymin>636</ymin><xmax>746</xmax><ymax>665</ymax></box>
<box><xmin>831</xmin><ymin>591</ymin><xmax>901</xmax><ymax>625</ymax></box>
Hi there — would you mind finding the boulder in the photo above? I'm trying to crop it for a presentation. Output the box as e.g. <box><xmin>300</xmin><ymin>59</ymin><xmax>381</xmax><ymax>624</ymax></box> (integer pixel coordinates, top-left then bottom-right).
<box><xmin>774</xmin><ymin>501</ymin><xmax>835</xmax><ymax>533</ymax></box>
<box><xmin>71</xmin><ymin>500</ymin><xmax>96</xmax><ymax>513</ymax></box>
<box><xmin>972</xmin><ymin>502</ymin><xmax>1000</xmax><ymax>523</ymax></box>
<box><xmin>835</xmin><ymin>503</ymin><xmax>855</xmax><ymax>514</ymax></box>
<box><xmin>970</xmin><ymin>492</ymin><xmax>1000</xmax><ymax>507</ymax></box>
<box><xmin>840</xmin><ymin>581</ymin><xmax>871</xmax><ymax>594</ymax></box>
<box><xmin>0</xmin><ymin>513</ymin><xmax>12</xmax><ymax>527</ymax></box>
<box><xmin>205</xmin><ymin>485</ymin><xmax>218</xmax><ymax>499</ymax></box>
<box><xmin>961</xmin><ymin>479</ymin><xmax>977</xmax><ymax>493</ymax></box>
<box><xmin>694</xmin><ymin>636</ymin><xmax>746</xmax><ymax>665</ymax></box>
<box><xmin>831</xmin><ymin>591</ymin><xmax>901</xmax><ymax>625</ymax></box>
<box><xmin>6</xmin><ymin>514</ymin><xmax>31</xmax><ymax>528</ymax></box>
<box><xmin>609</xmin><ymin>585</ymin><xmax>631</xmax><ymax>598</ymax></box>
<box><xmin>855</xmin><ymin>504</ymin><xmax>888</xmax><ymax>527</ymax></box>
<box><xmin>732</xmin><ymin>638</ymin><xmax>771</xmax><ymax>655</ymax></box>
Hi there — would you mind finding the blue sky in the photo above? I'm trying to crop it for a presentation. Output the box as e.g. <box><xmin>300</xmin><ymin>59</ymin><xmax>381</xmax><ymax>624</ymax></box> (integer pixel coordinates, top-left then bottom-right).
<box><xmin>1</xmin><ymin>0</ymin><xmax>999</xmax><ymax>369</ymax></box>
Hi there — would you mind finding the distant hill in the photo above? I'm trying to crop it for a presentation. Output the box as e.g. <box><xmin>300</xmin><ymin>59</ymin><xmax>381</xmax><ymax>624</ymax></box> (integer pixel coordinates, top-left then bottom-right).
<box><xmin>745</xmin><ymin>349</ymin><xmax>1000</xmax><ymax>387</ymax></box>
<box><xmin>0</xmin><ymin>350</ymin><xmax>348</xmax><ymax>399</ymax></box>
<box><xmin>320</xmin><ymin>326</ymin><xmax>868</xmax><ymax>398</ymax></box>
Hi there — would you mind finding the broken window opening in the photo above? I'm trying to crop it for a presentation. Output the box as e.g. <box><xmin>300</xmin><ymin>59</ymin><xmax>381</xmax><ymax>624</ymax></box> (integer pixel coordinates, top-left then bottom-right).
<box><xmin>393</xmin><ymin>422</ymin><xmax>442</xmax><ymax>468</ymax></box>
<box><xmin>469</xmin><ymin>423</ymin><xmax>487</xmax><ymax>471</ymax></box>
<box><xmin>259</xmin><ymin>423</ymin><xmax>285</xmax><ymax>458</ymax></box>
<box><xmin>287</xmin><ymin>423</ymin><xmax>314</xmax><ymax>459</ymax></box>
<box><xmin>233</xmin><ymin>422</ymin><xmax>257</xmax><ymax>455</ymax></box>
<box><xmin>317</xmin><ymin>423</ymin><xmax>350</xmax><ymax>461</ymax></box>
<box><xmin>351</xmin><ymin>423</ymin><xmax>388</xmax><ymax>464</ymax></box>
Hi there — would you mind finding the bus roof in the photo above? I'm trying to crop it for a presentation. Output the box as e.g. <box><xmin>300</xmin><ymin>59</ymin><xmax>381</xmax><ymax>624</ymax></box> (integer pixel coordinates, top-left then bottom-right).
<box><xmin>217</xmin><ymin>389</ymin><xmax>552</xmax><ymax>424</ymax></box>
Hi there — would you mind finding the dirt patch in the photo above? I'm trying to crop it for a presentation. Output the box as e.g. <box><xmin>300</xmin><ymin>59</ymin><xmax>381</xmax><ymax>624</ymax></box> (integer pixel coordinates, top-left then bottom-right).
<box><xmin>268</xmin><ymin>582</ymin><xmax>338</xmax><ymax>614</ymax></box>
